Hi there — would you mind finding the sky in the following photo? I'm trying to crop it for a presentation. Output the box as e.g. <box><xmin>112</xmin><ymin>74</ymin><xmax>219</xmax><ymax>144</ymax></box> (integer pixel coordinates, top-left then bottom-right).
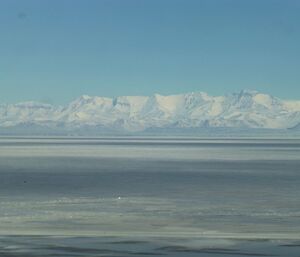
<box><xmin>0</xmin><ymin>0</ymin><xmax>300</xmax><ymax>104</ymax></box>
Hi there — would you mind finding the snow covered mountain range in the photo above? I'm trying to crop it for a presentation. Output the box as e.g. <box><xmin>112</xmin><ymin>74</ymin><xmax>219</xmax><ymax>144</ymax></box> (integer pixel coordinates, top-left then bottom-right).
<box><xmin>1</xmin><ymin>90</ymin><xmax>300</xmax><ymax>133</ymax></box>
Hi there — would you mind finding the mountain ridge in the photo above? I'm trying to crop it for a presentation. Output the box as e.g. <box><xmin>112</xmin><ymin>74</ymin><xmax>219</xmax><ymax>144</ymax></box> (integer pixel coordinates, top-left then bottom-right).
<box><xmin>1</xmin><ymin>90</ymin><xmax>300</xmax><ymax>133</ymax></box>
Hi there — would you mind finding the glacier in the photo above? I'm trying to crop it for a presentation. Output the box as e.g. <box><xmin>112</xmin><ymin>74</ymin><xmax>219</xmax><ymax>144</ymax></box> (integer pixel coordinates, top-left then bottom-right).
<box><xmin>1</xmin><ymin>90</ymin><xmax>300</xmax><ymax>134</ymax></box>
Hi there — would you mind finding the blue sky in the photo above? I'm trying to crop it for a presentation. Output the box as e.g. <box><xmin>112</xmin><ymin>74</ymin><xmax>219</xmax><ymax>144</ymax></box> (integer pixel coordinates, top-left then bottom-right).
<box><xmin>0</xmin><ymin>0</ymin><xmax>300</xmax><ymax>104</ymax></box>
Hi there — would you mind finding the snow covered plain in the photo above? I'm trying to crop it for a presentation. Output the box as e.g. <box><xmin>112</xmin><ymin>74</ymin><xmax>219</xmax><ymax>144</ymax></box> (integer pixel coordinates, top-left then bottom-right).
<box><xmin>0</xmin><ymin>137</ymin><xmax>300</xmax><ymax>257</ymax></box>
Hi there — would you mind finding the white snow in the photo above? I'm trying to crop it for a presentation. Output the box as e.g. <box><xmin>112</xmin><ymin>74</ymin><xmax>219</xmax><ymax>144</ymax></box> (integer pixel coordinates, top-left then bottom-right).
<box><xmin>0</xmin><ymin>90</ymin><xmax>299</xmax><ymax>131</ymax></box>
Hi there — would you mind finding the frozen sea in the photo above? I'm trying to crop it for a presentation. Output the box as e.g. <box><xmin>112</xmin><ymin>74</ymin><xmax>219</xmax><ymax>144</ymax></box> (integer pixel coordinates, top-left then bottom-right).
<box><xmin>0</xmin><ymin>137</ymin><xmax>300</xmax><ymax>256</ymax></box>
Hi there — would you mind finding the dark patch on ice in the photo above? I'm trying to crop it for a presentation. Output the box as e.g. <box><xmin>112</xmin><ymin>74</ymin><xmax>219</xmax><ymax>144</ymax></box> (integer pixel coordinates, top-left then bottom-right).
<box><xmin>157</xmin><ymin>246</ymin><xmax>277</xmax><ymax>256</ymax></box>
<box><xmin>44</xmin><ymin>245</ymin><xmax>130</xmax><ymax>254</ymax></box>
<box><xmin>108</xmin><ymin>240</ymin><xmax>147</xmax><ymax>244</ymax></box>
<box><xmin>280</xmin><ymin>244</ymin><xmax>300</xmax><ymax>247</ymax></box>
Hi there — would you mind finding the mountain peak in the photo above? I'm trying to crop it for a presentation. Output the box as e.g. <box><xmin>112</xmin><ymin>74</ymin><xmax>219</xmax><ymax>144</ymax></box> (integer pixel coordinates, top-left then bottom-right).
<box><xmin>1</xmin><ymin>90</ymin><xmax>299</xmax><ymax>133</ymax></box>
<box><xmin>79</xmin><ymin>94</ymin><xmax>92</xmax><ymax>101</ymax></box>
